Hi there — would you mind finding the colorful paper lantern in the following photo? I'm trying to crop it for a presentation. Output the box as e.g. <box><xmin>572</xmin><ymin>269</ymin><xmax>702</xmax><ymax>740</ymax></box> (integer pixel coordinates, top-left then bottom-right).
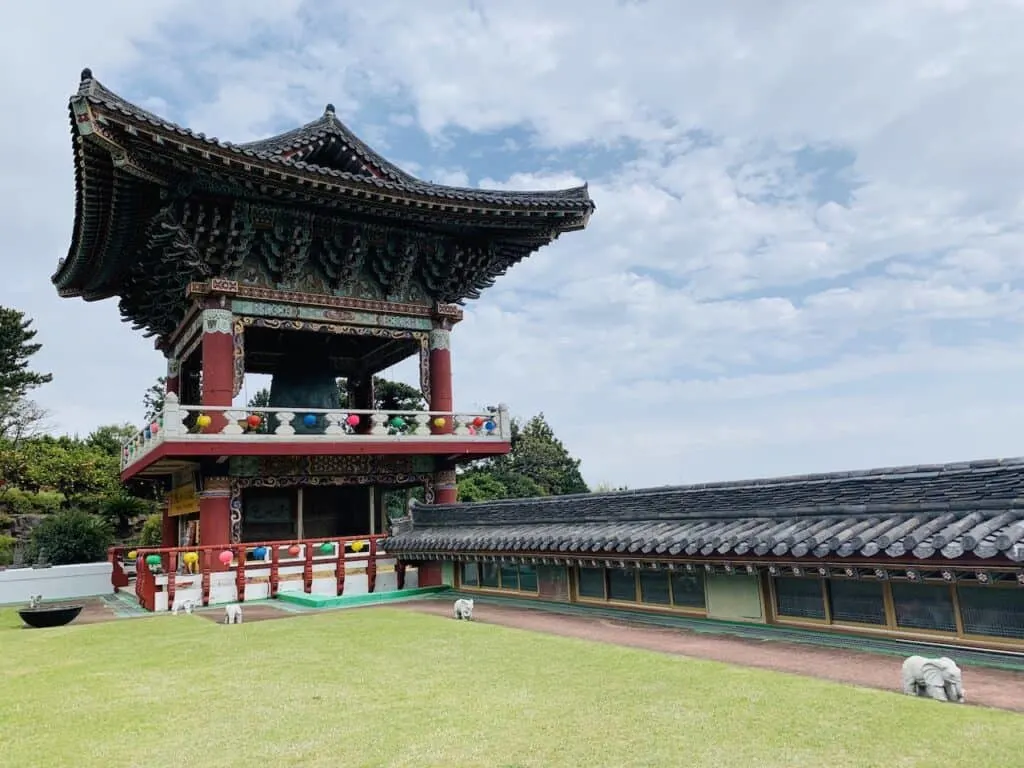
<box><xmin>303</xmin><ymin>413</ymin><xmax>317</xmax><ymax>428</ymax></box>
<box><xmin>472</xmin><ymin>416</ymin><xmax>485</xmax><ymax>428</ymax></box>
<box><xmin>389</xmin><ymin>416</ymin><xmax>406</xmax><ymax>429</ymax></box>
<box><xmin>150</xmin><ymin>422</ymin><xmax>160</xmax><ymax>434</ymax></box>
<box><xmin>218</xmin><ymin>550</ymin><xmax>233</xmax><ymax>565</ymax></box>
<box><xmin>144</xmin><ymin>427</ymin><xmax>152</xmax><ymax>439</ymax></box>
<box><xmin>253</xmin><ymin>546</ymin><xmax>267</xmax><ymax>560</ymax></box>
<box><xmin>196</xmin><ymin>414</ymin><xmax>212</xmax><ymax>429</ymax></box>
<box><xmin>145</xmin><ymin>554</ymin><xmax>161</xmax><ymax>566</ymax></box>
<box><xmin>484</xmin><ymin>420</ymin><xmax>496</xmax><ymax>431</ymax></box>
<box><xmin>432</xmin><ymin>417</ymin><xmax>446</xmax><ymax>428</ymax></box>
<box><xmin>345</xmin><ymin>414</ymin><xmax>360</xmax><ymax>426</ymax></box>
<box><xmin>287</xmin><ymin>544</ymin><xmax>301</xmax><ymax>556</ymax></box>
<box><xmin>350</xmin><ymin>540</ymin><xmax>365</xmax><ymax>553</ymax></box>
<box><xmin>319</xmin><ymin>542</ymin><xmax>334</xmax><ymax>554</ymax></box>
<box><xmin>247</xmin><ymin>414</ymin><xmax>262</xmax><ymax>428</ymax></box>
<box><xmin>127</xmin><ymin>550</ymin><xmax>138</xmax><ymax>560</ymax></box>
<box><xmin>182</xmin><ymin>551</ymin><xmax>199</xmax><ymax>566</ymax></box>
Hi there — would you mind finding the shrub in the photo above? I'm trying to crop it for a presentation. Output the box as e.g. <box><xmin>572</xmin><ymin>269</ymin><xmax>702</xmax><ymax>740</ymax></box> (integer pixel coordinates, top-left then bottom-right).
<box><xmin>138</xmin><ymin>513</ymin><xmax>163</xmax><ymax>547</ymax></box>
<box><xmin>28</xmin><ymin>509</ymin><xmax>114</xmax><ymax>565</ymax></box>
<box><xmin>100</xmin><ymin>493</ymin><xmax>155</xmax><ymax>538</ymax></box>
<box><xmin>0</xmin><ymin>534</ymin><xmax>14</xmax><ymax>567</ymax></box>
<box><xmin>0</xmin><ymin>487</ymin><xmax>64</xmax><ymax>516</ymax></box>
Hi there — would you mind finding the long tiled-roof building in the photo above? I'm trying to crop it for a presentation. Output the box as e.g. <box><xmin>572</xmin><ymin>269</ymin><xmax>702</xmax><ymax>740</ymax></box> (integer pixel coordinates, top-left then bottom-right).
<box><xmin>385</xmin><ymin>457</ymin><xmax>1024</xmax><ymax>651</ymax></box>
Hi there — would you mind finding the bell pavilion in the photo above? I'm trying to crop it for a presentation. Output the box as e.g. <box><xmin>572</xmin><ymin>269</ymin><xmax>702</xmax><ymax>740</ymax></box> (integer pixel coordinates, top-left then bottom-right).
<box><xmin>58</xmin><ymin>69</ymin><xmax>594</xmax><ymax>554</ymax></box>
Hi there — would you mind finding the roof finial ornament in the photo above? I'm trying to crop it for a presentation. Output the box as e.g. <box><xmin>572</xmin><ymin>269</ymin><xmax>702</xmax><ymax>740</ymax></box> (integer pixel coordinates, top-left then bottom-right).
<box><xmin>80</xmin><ymin>67</ymin><xmax>93</xmax><ymax>82</ymax></box>
<box><xmin>324</xmin><ymin>103</ymin><xmax>336</xmax><ymax>116</ymax></box>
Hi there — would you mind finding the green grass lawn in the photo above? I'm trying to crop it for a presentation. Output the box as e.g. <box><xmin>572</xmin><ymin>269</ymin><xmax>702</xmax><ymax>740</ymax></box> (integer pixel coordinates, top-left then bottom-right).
<box><xmin>0</xmin><ymin>606</ymin><xmax>1021</xmax><ymax>768</ymax></box>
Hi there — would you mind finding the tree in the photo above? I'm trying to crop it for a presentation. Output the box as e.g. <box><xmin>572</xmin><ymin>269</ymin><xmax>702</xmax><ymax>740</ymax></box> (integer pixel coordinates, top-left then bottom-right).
<box><xmin>28</xmin><ymin>509</ymin><xmax>114</xmax><ymax>565</ymax></box>
<box><xmin>144</xmin><ymin>376</ymin><xmax>167</xmax><ymax>421</ymax></box>
<box><xmin>457</xmin><ymin>473</ymin><xmax>509</xmax><ymax>502</ymax></box>
<box><xmin>85</xmin><ymin>424</ymin><xmax>138</xmax><ymax>457</ymax></box>
<box><xmin>245</xmin><ymin>377</ymin><xmax>425</xmax><ymax>412</ymax></box>
<box><xmin>0</xmin><ymin>307</ymin><xmax>52</xmax><ymax>401</ymax></box>
<box><xmin>457</xmin><ymin>413</ymin><xmax>588</xmax><ymax>501</ymax></box>
<box><xmin>593</xmin><ymin>482</ymin><xmax>629</xmax><ymax>493</ymax></box>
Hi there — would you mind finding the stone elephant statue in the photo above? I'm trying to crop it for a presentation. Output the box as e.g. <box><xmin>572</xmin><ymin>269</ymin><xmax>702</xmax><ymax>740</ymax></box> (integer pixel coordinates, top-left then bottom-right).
<box><xmin>901</xmin><ymin>655</ymin><xmax>965</xmax><ymax>703</ymax></box>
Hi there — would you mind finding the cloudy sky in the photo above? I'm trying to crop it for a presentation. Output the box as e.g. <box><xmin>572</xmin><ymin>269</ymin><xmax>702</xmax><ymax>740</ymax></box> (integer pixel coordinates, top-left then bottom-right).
<box><xmin>3</xmin><ymin>0</ymin><xmax>1024</xmax><ymax>489</ymax></box>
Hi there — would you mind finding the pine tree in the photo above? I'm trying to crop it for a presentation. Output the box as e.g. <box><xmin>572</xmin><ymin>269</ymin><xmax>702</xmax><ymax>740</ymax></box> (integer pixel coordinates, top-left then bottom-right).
<box><xmin>0</xmin><ymin>307</ymin><xmax>51</xmax><ymax>401</ymax></box>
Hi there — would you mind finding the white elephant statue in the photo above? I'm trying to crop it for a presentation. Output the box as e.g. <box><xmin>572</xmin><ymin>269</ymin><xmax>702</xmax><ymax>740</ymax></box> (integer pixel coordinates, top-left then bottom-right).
<box><xmin>901</xmin><ymin>655</ymin><xmax>965</xmax><ymax>703</ymax></box>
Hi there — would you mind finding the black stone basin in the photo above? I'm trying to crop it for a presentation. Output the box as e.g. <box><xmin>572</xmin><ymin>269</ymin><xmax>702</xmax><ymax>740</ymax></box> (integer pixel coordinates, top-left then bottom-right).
<box><xmin>18</xmin><ymin>604</ymin><xmax>84</xmax><ymax>628</ymax></box>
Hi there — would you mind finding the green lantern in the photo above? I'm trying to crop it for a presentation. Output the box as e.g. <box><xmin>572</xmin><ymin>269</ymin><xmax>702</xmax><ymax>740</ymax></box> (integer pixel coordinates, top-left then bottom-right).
<box><xmin>145</xmin><ymin>554</ymin><xmax>161</xmax><ymax>566</ymax></box>
<box><xmin>389</xmin><ymin>416</ymin><xmax>406</xmax><ymax>429</ymax></box>
<box><xmin>319</xmin><ymin>542</ymin><xmax>334</xmax><ymax>554</ymax></box>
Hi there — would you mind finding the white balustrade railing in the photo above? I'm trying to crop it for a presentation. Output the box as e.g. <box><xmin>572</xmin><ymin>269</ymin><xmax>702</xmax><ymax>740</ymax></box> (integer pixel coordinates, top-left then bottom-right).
<box><xmin>121</xmin><ymin>392</ymin><xmax>511</xmax><ymax>469</ymax></box>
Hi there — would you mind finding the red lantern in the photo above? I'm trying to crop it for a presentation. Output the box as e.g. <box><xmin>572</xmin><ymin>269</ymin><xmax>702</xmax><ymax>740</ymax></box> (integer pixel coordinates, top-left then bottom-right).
<box><xmin>218</xmin><ymin>550</ymin><xmax>233</xmax><ymax>565</ymax></box>
<box><xmin>247</xmin><ymin>414</ymin><xmax>262</xmax><ymax>428</ymax></box>
<box><xmin>345</xmin><ymin>414</ymin><xmax>360</xmax><ymax>426</ymax></box>
<box><xmin>287</xmin><ymin>544</ymin><xmax>301</xmax><ymax>557</ymax></box>
<box><xmin>472</xmin><ymin>416</ymin><xmax>485</xmax><ymax>428</ymax></box>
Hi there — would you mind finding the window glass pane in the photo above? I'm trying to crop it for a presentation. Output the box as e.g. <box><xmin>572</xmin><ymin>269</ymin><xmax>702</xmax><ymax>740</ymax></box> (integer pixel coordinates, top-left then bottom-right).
<box><xmin>578</xmin><ymin>567</ymin><xmax>605</xmax><ymax>599</ymax></box>
<box><xmin>460</xmin><ymin>562</ymin><xmax>479</xmax><ymax>586</ymax></box>
<box><xmin>670</xmin><ymin>572</ymin><xmax>706</xmax><ymax>609</ymax></box>
<box><xmin>828</xmin><ymin>579</ymin><xmax>886</xmax><ymax>625</ymax></box>
<box><xmin>518</xmin><ymin>563</ymin><xmax>538</xmax><ymax>593</ymax></box>
<box><xmin>499</xmin><ymin>563</ymin><xmax>519</xmax><ymax>590</ymax></box>
<box><xmin>958</xmin><ymin>586</ymin><xmax>1024</xmax><ymax>639</ymax></box>
<box><xmin>480</xmin><ymin>562</ymin><xmax>499</xmax><ymax>588</ymax></box>
<box><xmin>608</xmin><ymin>568</ymin><xmax>637</xmax><ymax>602</ymax></box>
<box><xmin>774</xmin><ymin>577</ymin><xmax>826</xmax><ymax>619</ymax></box>
<box><xmin>891</xmin><ymin>582</ymin><xmax>956</xmax><ymax>633</ymax></box>
<box><xmin>639</xmin><ymin>571</ymin><xmax>671</xmax><ymax>605</ymax></box>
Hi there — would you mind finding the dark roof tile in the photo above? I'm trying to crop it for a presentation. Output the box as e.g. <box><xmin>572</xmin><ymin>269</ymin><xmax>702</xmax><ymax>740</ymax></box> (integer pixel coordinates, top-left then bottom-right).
<box><xmin>385</xmin><ymin>457</ymin><xmax>1024</xmax><ymax>563</ymax></box>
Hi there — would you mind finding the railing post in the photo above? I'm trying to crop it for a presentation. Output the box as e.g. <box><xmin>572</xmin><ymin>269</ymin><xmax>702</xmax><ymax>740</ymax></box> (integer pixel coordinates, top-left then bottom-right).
<box><xmin>108</xmin><ymin>547</ymin><xmax>129</xmax><ymax>589</ymax></box>
<box><xmin>270</xmin><ymin>545</ymin><xmax>280</xmax><ymax>598</ymax></box>
<box><xmin>201</xmin><ymin>550</ymin><xmax>212</xmax><ymax>607</ymax></box>
<box><xmin>497</xmin><ymin>402</ymin><xmax>511</xmax><ymax>440</ymax></box>
<box><xmin>303</xmin><ymin>544</ymin><xmax>314</xmax><ymax>593</ymax></box>
<box><xmin>234</xmin><ymin>546</ymin><xmax>246</xmax><ymax>602</ymax></box>
<box><xmin>367</xmin><ymin>537</ymin><xmax>378</xmax><ymax>594</ymax></box>
<box><xmin>335</xmin><ymin>540</ymin><xmax>347</xmax><ymax>596</ymax></box>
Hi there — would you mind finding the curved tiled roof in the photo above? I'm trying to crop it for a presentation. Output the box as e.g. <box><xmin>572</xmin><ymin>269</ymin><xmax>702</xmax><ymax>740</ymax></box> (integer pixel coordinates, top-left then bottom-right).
<box><xmin>385</xmin><ymin>458</ymin><xmax>1024</xmax><ymax>563</ymax></box>
<box><xmin>71</xmin><ymin>69</ymin><xmax>595</xmax><ymax>210</ymax></box>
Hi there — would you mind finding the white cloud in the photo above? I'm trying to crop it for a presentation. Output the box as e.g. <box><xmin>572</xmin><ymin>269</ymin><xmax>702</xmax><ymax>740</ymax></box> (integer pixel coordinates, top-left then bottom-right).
<box><xmin>3</xmin><ymin>0</ymin><xmax>1024</xmax><ymax>489</ymax></box>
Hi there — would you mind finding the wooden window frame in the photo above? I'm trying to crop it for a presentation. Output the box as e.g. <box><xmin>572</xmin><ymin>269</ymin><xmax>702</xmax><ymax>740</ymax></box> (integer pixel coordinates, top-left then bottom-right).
<box><xmin>573</xmin><ymin>566</ymin><xmax>707</xmax><ymax>616</ymax></box>
<box><xmin>455</xmin><ymin>560</ymin><xmax>539</xmax><ymax>596</ymax></box>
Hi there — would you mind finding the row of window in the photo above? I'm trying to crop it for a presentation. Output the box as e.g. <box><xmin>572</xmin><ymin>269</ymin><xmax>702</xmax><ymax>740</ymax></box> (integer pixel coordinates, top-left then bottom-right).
<box><xmin>460</xmin><ymin>562</ymin><xmax>539</xmax><ymax>592</ymax></box>
<box><xmin>577</xmin><ymin>567</ymin><xmax>706</xmax><ymax>609</ymax></box>
<box><xmin>774</xmin><ymin>577</ymin><xmax>1024</xmax><ymax>639</ymax></box>
<box><xmin>459</xmin><ymin>562</ymin><xmax>707</xmax><ymax>610</ymax></box>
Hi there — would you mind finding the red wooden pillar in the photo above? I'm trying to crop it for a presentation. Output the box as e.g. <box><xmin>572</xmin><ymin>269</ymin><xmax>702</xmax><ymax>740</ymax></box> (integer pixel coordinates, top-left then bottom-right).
<box><xmin>165</xmin><ymin>357</ymin><xmax>180</xmax><ymax>397</ymax></box>
<box><xmin>161</xmin><ymin>511</ymin><xmax>177</xmax><ymax>548</ymax></box>
<box><xmin>428</xmin><ymin>326</ymin><xmax>453</xmax><ymax>434</ymax></box>
<box><xmin>434</xmin><ymin>468</ymin><xmax>458</xmax><ymax>505</ymax></box>
<box><xmin>199</xmin><ymin>479</ymin><xmax>232</xmax><ymax>569</ymax></box>
<box><xmin>200</xmin><ymin>307</ymin><xmax>234</xmax><ymax>431</ymax></box>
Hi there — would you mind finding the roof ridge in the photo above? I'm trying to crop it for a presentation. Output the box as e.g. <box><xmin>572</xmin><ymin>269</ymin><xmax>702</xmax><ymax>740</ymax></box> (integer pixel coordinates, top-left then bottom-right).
<box><xmin>434</xmin><ymin>456</ymin><xmax>1024</xmax><ymax>512</ymax></box>
<box><xmin>70</xmin><ymin>70</ymin><xmax>595</xmax><ymax>209</ymax></box>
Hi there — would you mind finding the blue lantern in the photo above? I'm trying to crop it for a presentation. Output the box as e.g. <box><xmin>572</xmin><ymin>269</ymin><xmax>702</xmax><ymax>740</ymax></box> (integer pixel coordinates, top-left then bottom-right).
<box><xmin>303</xmin><ymin>413</ymin><xmax>317</xmax><ymax>428</ymax></box>
<box><xmin>484</xmin><ymin>420</ymin><xmax>496</xmax><ymax>432</ymax></box>
<box><xmin>253</xmin><ymin>546</ymin><xmax>268</xmax><ymax>560</ymax></box>
<box><xmin>144</xmin><ymin>427</ymin><xmax>152</xmax><ymax>439</ymax></box>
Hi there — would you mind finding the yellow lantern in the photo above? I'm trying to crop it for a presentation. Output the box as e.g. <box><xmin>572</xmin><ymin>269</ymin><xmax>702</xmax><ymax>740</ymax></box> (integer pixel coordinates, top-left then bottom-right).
<box><xmin>127</xmin><ymin>550</ymin><xmax>138</xmax><ymax>560</ymax></box>
<box><xmin>195</xmin><ymin>414</ymin><xmax>212</xmax><ymax>429</ymax></box>
<box><xmin>182</xmin><ymin>552</ymin><xmax>199</xmax><ymax>565</ymax></box>
<box><xmin>432</xmin><ymin>417</ymin><xmax>446</xmax><ymax>428</ymax></box>
<box><xmin>350</xmin><ymin>540</ymin><xmax>365</xmax><ymax>553</ymax></box>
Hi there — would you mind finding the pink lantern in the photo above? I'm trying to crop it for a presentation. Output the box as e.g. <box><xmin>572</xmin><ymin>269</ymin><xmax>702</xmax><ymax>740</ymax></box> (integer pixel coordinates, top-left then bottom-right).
<box><xmin>287</xmin><ymin>544</ymin><xmax>301</xmax><ymax>557</ymax></box>
<box><xmin>218</xmin><ymin>550</ymin><xmax>233</xmax><ymax>565</ymax></box>
<box><xmin>346</xmin><ymin>414</ymin><xmax>360</xmax><ymax>426</ymax></box>
<box><xmin>150</xmin><ymin>422</ymin><xmax>160</xmax><ymax>434</ymax></box>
